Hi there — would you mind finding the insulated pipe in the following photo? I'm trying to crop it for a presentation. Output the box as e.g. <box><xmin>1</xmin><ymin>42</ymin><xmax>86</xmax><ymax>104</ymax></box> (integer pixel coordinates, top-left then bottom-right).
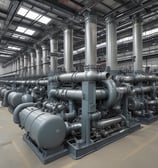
<box><xmin>85</xmin><ymin>15</ymin><xmax>97</xmax><ymax>65</ymax></box>
<box><xmin>50</xmin><ymin>71</ymin><xmax>110</xmax><ymax>82</ymax></box>
<box><xmin>35</xmin><ymin>47</ymin><xmax>42</xmax><ymax>76</ymax></box>
<box><xmin>49</xmin><ymin>89</ymin><xmax>108</xmax><ymax>100</ymax></box>
<box><xmin>16</xmin><ymin>58</ymin><xmax>20</xmax><ymax>75</ymax></box>
<box><xmin>50</xmin><ymin>38</ymin><xmax>58</xmax><ymax>72</ymax></box>
<box><xmin>24</xmin><ymin>55</ymin><xmax>28</xmax><ymax>77</ymax></box>
<box><xmin>30</xmin><ymin>51</ymin><xmax>36</xmax><ymax>76</ymax></box>
<box><xmin>133</xmin><ymin>15</ymin><xmax>142</xmax><ymax>71</ymax></box>
<box><xmin>20</xmin><ymin>56</ymin><xmax>24</xmax><ymax>77</ymax></box>
<box><xmin>64</xmin><ymin>28</ymin><xmax>73</xmax><ymax>72</ymax></box>
<box><xmin>94</xmin><ymin>116</ymin><xmax>122</xmax><ymax>129</ymax></box>
<box><xmin>13</xmin><ymin>102</ymin><xmax>35</xmax><ymax>124</ymax></box>
<box><xmin>41</xmin><ymin>44</ymin><xmax>49</xmax><ymax>75</ymax></box>
<box><xmin>106</xmin><ymin>15</ymin><xmax>118</xmax><ymax>71</ymax></box>
<box><xmin>133</xmin><ymin>86</ymin><xmax>153</xmax><ymax>93</ymax></box>
<box><xmin>115</xmin><ymin>75</ymin><xmax>158</xmax><ymax>83</ymax></box>
<box><xmin>27</xmin><ymin>54</ymin><xmax>31</xmax><ymax>77</ymax></box>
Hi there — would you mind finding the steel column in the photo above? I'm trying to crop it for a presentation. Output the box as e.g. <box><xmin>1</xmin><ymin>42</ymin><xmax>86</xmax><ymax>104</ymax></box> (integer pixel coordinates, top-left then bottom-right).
<box><xmin>41</xmin><ymin>45</ymin><xmax>49</xmax><ymax>75</ymax></box>
<box><xmin>24</xmin><ymin>55</ymin><xmax>28</xmax><ymax>77</ymax></box>
<box><xmin>85</xmin><ymin>15</ymin><xmax>97</xmax><ymax>66</ymax></box>
<box><xmin>50</xmin><ymin>38</ymin><xmax>58</xmax><ymax>72</ymax></box>
<box><xmin>133</xmin><ymin>15</ymin><xmax>142</xmax><ymax>72</ymax></box>
<box><xmin>106</xmin><ymin>16</ymin><xmax>118</xmax><ymax>71</ymax></box>
<box><xmin>35</xmin><ymin>47</ymin><xmax>42</xmax><ymax>76</ymax></box>
<box><xmin>30</xmin><ymin>51</ymin><xmax>36</xmax><ymax>76</ymax></box>
<box><xmin>64</xmin><ymin>28</ymin><xmax>73</xmax><ymax>73</ymax></box>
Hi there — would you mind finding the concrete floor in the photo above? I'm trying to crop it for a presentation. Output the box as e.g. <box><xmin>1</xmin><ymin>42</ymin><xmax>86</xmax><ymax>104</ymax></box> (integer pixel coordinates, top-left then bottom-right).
<box><xmin>0</xmin><ymin>106</ymin><xmax>158</xmax><ymax>168</ymax></box>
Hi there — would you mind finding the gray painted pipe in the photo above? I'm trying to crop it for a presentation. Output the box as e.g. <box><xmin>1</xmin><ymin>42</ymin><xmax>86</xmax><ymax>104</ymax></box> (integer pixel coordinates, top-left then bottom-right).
<box><xmin>103</xmin><ymin>79</ymin><xmax>118</xmax><ymax>108</ymax></box>
<box><xmin>50</xmin><ymin>71</ymin><xmax>110</xmax><ymax>82</ymax></box>
<box><xmin>133</xmin><ymin>15</ymin><xmax>142</xmax><ymax>71</ymax></box>
<box><xmin>106</xmin><ymin>15</ymin><xmax>118</xmax><ymax>70</ymax></box>
<box><xmin>49</xmin><ymin>89</ymin><xmax>108</xmax><ymax>100</ymax></box>
<box><xmin>13</xmin><ymin>102</ymin><xmax>35</xmax><ymax>124</ymax></box>
<box><xmin>85</xmin><ymin>15</ymin><xmax>97</xmax><ymax>66</ymax></box>
<box><xmin>64</xmin><ymin>28</ymin><xmax>73</xmax><ymax>72</ymax></box>
<box><xmin>94</xmin><ymin>116</ymin><xmax>122</xmax><ymax>129</ymax></box>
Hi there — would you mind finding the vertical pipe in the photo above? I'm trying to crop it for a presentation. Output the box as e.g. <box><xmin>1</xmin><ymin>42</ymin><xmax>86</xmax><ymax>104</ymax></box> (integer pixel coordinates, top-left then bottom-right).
<box><xmin>85</xmin><ymin>15</ymin><xmax>97</xmax><ymax>66</ymax></box>
<box><xmin>106</xmin><ymin>15</ymin><xmax>118</xmax><ymax>71</ymax></box>
<box><xmin>64</xmin><ymin>28</ymin><xmax>73</xmax><ymax>73</ymax></box>
<box><xmin>41</xmin><ymin>44</ymin><xmax>49</xmax><ymax>75</ymax></box>
<box><xmin>20</xmin><ymin>56</ymin><xmax>24</xmax><ymax>77</ymax></box>
<box><xmin>24</xmin><ymin>55</ymin><xmax>28</xmax><ymax>77</ymax></box>
<box><xmin>27</xmin><ymin>54</ymin><xmax>31</xmax><ymax>77</ymax></box>
<box><xmin>35</xmin><ymin>47</ymin><xmax>42</xmax><ymax>76</ymax></box>
<box><xmin>17</xmin><ymin>57</ymin><xmax>20</xmax><ymax>75</ymax></box>
<box><xmin>30</xmin><ymin>51</ymin><xmax>35</xmax><ymax>76</ymax></box>
<box><xmin>81</xmin><ymin>15</ymin><xmax>97</xmax><ymax>145</ymax></box>
<box><xmin>50</xmin><ymin>38</ymin><xmax>58</xmax><ymax>72</ymax></box>
<box><xmin>133</xmin><ymin>15</ymin><xmax>142</xmax><ymax>72</ymax></box>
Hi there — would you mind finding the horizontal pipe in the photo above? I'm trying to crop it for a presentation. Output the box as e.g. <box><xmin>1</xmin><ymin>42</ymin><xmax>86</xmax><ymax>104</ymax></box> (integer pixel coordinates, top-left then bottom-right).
<box><xmin>49</xmin><ymin>89</ymin><xmax>108</xmax><ymax>100</ymax></box>
<box><xmin>115</xmin><ymin>75</ymin><xmax>158</xmax><ymax>83</ymax></box>
<box><xmin>50</xmin><ymin>71</ymin><xmax>110</xmax><ymax>82</ymax></box>
<box><xmin>93</xmin><ymin>116</ymin><xmax>122</xmax><ymax>129</ymax></box>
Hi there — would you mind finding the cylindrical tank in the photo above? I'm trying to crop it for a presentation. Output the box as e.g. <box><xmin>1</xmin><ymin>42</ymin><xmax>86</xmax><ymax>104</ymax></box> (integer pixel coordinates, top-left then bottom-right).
<box><xmin>22</xmin><ymin>94</ymin><xmax>33</xmax><ymax>103</ymax></box>
<box><xmin>0</xmin><ymin>88</ymin><xmax>8</xmax><ymax>98</ymax></box>
<box><xmin>7</xmin><ymin>92</ymin><xmax>23</xmax><ymax>107</ymax></box>
<box><xmin>19</xmin><ymin>107</ymin><xmax>66</xmax><ymax>149</ymax></box>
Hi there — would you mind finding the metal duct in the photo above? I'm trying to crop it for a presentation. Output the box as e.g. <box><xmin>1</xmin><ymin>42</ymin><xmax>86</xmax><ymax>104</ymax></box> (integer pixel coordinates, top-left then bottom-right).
<box><xmin>106</xmin><ymin>15</ymin><xmax>118</xmax><ymax>71</ymax></box>
<box><xmin>41</xmin><ymin>44</ymin><xmax>49</xmax><ymax>75</ymax></box>
<box><xmin>50</xmin><ymin>38</ymin><xmax>58</xmax><ymax>72</ymax></box>
<box><xmin>49</xmin><ymin>89</ymin><xmax>108</xmax><ymax>100</ymax></box>
<box><xmin>85</xmin><ymin>15</ymin><xmax>97</xmax><ymax>66</ymax></box>
<box><xmin>35</xmin><ymin>47</ymin><xmax>42</xmax><ymax>76</ymax></box>
<box><xmin>64</xmin><ymin>28</ymin><xmax>73</xmax><ymax>72</ymax></box>
<box><xmin>133</xmin><ymin>15</ymin><xmax>143</xmax><ymax>71</ymax></box>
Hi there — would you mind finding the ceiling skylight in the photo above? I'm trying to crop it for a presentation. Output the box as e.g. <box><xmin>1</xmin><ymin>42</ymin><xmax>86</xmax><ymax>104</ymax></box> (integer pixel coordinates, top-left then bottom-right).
<box><xmin>25</xmin><ymin>29</ymin><xmax>35</xmax><ymax>35</ymax></box>
<box><xmin>38</xmin><ymin>16</ymin><xmax>51</xmax><ymax>24</ymax></box>
<box><xmin>12</xmin><ymin>34</ymin><xmax>27</xmax><ymax>40</ymax></box>
<box><xmin>16</xmin><ymin>26</ymin><xmax>26</xmax><ymax>33</ymax></box>
<box><xmin>16</xmin><ymin>26</ymin><xmax>35</xmax><ymax>36</ymax></box>
<box><xmin>8</xmin><ymin>46</ymin><xmax>21</xmax><ymax>51</ymax></box>
<box><xmin>17</xmin><ymin>6</ymin><xmax>52</xmax><ymax>25</ymax></box>
<box><xmin>25</xmin><ymin>10</ymin><xmax>41</xmax><ymax>20</ymax></box>
<box><xmin>17</xmin><ymin>7</ymin><xmax>28</xmax><ymax>16</ymax></box>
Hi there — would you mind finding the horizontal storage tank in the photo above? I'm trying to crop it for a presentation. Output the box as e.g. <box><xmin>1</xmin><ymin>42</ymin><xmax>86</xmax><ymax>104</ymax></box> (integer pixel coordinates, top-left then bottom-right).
<box><xmin>8</xmin><ymin>92</ymin><xmax>23</xmax><ymax>107</ymax></box>
<box><xmin>19</xmin><ymin>107</ymin><xmax>66</xmax><ymax>149</ymax></box>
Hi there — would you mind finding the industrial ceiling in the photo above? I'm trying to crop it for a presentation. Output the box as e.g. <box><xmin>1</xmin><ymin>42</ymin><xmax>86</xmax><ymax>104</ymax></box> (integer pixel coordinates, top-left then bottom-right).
<box><xmin>0</xmin><ymin>0</ymin><xmax>158</xmax><ymax>65</ymax></box>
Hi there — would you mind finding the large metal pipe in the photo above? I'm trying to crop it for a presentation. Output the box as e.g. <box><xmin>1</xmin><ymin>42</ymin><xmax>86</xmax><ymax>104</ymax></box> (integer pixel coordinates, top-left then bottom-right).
<box><xmin>49</xmin><ymin>89</ymin><xmax>108</xmax><ymax>100</ymax></box>
<box><xmin>106</xmin><ymin>15</ymin><xmax>118</xmax><ymax>71</ymax></box>
<box><xmin>20</xmin><ymin>56</ymin><xmax>24</xmax><ymax>77</ymax></box>
<box><xmin>35</xmin><ymin>47</ymin><xmax>42</xmax><ymax>76</ymax></box>
<box><xmin>115</xmin><ymin>74</ymin><xmax>158</xmax><ymax>83</ymax></box>
<box><xmin>16</xmin><ymin>58</ymin><xmax>20</xmax><ymax>75</ymax></box>
<box><xmin>94</xmin><ymin>116</ymin><xmax>122</xmax><ymax>129</ymax></box>
<box><xmin>133</xmin><ymin>15</ymin><xmax>142</xmax><ymax>71</ymax></box>
<box><xmin>85</xmin><ymin>15</ymin><xmax>97</xmax><ymax>66</ymax></box>
<box><xmin>50</xmin><ymin>38</ymin><xmax>58</xmax><ymax>72</ymax></box>
<box><xmin>50</xmin><ymin>71</ymin><xmax>110</xmax><ymax>82</ymax></box>
<box><xmin>30</xmin><ymin>51</ymin><xmax>36</xmax><ymax>76</ymax></box>
<box><xmin>27</xmin><ymin>54</ymin><xmax>31</xmax><ymax>77</ymax></box>
<box><xmin>24</xmin><ymin>55</ymin><xmax>28</xmax><ymax>77</ymax></box>
<box><xmin>64</xmin><ymin>28</ymin><xmax>73</xmax><ymax>72</ymax></box>
<box><xmin>41</xmin><ymin>44</ymin><xmax>49</xmax><ymax>75</ymax></box>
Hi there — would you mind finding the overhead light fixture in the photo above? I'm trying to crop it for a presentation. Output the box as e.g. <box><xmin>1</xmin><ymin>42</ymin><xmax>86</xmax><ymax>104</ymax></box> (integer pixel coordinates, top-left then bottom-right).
<box><xmin>8</xmin><ymin>46</ymin><xmax>21</xmax><ymax>51</ymax></box>
<box><xmin>17</xmin><ymin>7</ymin><xmax>28</xmax><ymax>16</ymax></box>
<box><xmin>25</xmin><ymin>29</ymin><xmax>35</xmax><ymax>35</ymax></box>
<box><xmin>0</xmin><ymin>54</ymin><xmax>11</xmax><ymax>58</ymax></box>
<box><xmin>25</xmin><ymin>10</ymin><xmax>40</xmax><ymax>20</ymax></box>
<box><xmin>16</xmin><ymin>26</ymin><xmax>26</xmax><ymax>33</ymax></box>
<box><xmin>38</xmin><ymin>16</ymin><xmax>51</xmax><ymax>24</ymax></box>
<box><xmin>12</xmin><ymin>34</ymin><xmax>26</xmax><ymax>40</ymax></box>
